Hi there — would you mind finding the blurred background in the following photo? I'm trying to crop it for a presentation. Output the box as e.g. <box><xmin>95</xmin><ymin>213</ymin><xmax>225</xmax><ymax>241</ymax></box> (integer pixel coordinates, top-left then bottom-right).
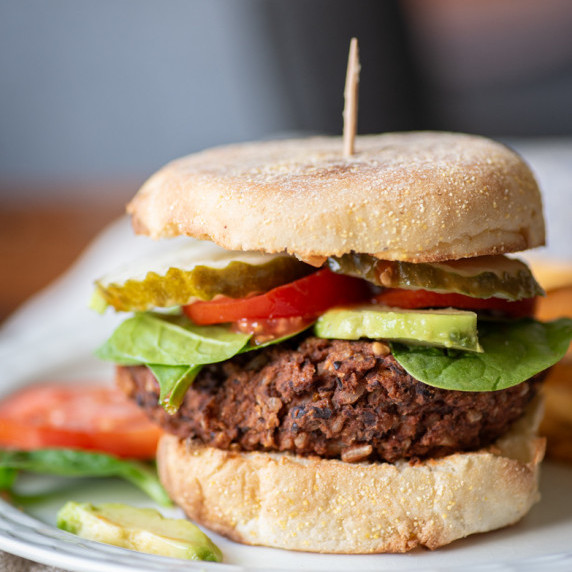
<box><xmin>2</xmin><ymin>0</ymin><xmax>572</xmax><ymax>321</ymax></box>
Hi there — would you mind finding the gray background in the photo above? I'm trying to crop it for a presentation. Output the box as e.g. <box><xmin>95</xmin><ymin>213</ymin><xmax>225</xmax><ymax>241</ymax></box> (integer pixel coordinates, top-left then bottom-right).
<box><xmin>0</xmin><ymin>1</ymin><xmax>293</xmax><ymax>180</ymax></box>
<box><xmin>1</xmin><ymin>0</ymin><xmax>572</xmax><ymax>189</ymax></box>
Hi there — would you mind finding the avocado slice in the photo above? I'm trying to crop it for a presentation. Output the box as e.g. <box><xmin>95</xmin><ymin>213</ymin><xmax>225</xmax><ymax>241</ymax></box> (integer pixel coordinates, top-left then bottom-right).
<box><xmin>328</xmin><ymin>254</ymin><xmax>543</xmax><ymax>301</ymax></box>
<box><xmin>315</xmin><ymin>306</ymin><xmax>482</xmax><ymax>352</ymax></box>
<box><xmin>57</xmin><ymin>502</ymin><xmax>222</xmax><ymax>562</ymax></box>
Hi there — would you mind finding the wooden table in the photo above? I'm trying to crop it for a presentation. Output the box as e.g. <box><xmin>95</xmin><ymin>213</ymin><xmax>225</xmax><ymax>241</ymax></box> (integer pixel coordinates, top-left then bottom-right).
<box><xmin>0</xmin><ymin>183</ymin><xmax>138</xmax><ymax>323</ymax></box>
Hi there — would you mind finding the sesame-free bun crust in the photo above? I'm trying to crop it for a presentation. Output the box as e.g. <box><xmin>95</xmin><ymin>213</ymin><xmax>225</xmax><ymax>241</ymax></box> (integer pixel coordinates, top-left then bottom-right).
<box><xmin>157</xmin><ymin>398</ymin><xmax>545</xmax><ymax>553</ymax></box>
<box><xmin>129</xmin><ymin>132</ymin><xmax>544</xmax><ymax>262</ymax></box>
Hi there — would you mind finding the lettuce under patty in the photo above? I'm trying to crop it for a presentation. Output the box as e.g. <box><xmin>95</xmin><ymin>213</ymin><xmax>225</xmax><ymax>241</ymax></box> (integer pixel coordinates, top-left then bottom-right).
<box><xmin>96</xmin><ymin>312</ymin><xmax>311</xmax><ymax>412</ymax></box>
<box><xmin>96</xmin><ymin>312</ymin><xmax>572</xmax><ymax>412</ymax></box>
<box><xmin>391</xmin><ymin>318</ymin><xmax>572</xmax><ymax>392</ymax></box>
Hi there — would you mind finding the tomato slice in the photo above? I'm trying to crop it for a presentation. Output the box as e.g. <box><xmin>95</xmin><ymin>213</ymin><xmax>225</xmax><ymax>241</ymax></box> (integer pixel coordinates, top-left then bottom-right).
<box><xmin>0</xmin><ymin>384</ymin><xmax>161</xmax><ymax>459</ymax></box>
<box><xmin>184</xmin><ymin>268</ymin><xmax>371</xmax><ymax>325</ymax></box>
<box><xmin>232</xmin><ymin>316</ymin><xmax>315</xmax><ymax>346</ymax></box>
<box><xmin>374</xmin><ymin>288</ymin><xmax>536</xmax><ymax>318</ymax></box>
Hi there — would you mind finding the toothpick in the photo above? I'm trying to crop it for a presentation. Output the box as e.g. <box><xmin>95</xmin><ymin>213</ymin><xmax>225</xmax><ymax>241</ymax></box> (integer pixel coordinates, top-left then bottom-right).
<box><xmin>343</xmin><ymin>37</ymin><xmax>360</xmax><ymax>157</ymax></box>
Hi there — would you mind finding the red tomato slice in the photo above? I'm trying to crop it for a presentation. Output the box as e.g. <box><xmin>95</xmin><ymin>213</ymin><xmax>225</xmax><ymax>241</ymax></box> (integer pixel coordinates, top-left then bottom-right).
<box><xmin>184</xmin><ymin>268</ymin><xmax>371</xmax><ymax>325</ymax></box>
<box><xmin>0</xmin><ymin>384</ymin><xmax>161</xmax><ymax>459</ymax></box>
<box><xmin>232</xmin><ymin>316</ymin><xmax>316</xmax><ymax>346</ymax></box>
<box><xmin>374</xmin><ymin>288</ymin><xmax>536</xmax><ymax>318</ymax></box>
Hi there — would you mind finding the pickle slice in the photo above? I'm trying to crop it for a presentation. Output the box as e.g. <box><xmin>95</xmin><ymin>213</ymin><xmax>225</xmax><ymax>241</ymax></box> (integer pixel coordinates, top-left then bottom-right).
<box><xmin>93</xmin><ymin>240</ymin><xmax>311</xmax><ymax>312</ymax></box>
<box><xmin>328</xmin><ymin>254</ymin><xmax>544</xmax><ymax>301</ymax></box>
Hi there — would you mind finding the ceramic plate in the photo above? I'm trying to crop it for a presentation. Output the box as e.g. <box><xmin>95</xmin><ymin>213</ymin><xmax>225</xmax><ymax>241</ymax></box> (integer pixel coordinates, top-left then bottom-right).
<box><xmin>0</xmin><ymin>347</ymin><xmax>571</xmax><ymax>572</ymax></box>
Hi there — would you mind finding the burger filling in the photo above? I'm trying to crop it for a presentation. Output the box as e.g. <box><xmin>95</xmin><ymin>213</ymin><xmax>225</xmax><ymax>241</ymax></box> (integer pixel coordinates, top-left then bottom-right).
<box><xmin>93</xmin><ymin>242</ymin><xmax>572</xmax><ymax>463</ymax></box>
<box><xmin>117</xmin><ymin>338</ymin><xmax>542</xmax><ymax>464</ymax></box>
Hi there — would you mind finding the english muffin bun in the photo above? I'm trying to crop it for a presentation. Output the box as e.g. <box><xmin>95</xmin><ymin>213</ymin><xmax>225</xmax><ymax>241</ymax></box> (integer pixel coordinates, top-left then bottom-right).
<box><xmin>128</xmin><ymin>132</ymin><xmax>544</xmax><ymax>262</ymax></box>
<box><xmin>157</xmin><ymin>398</ymin><xmax>545</xmax><ymax>554</ymax></box>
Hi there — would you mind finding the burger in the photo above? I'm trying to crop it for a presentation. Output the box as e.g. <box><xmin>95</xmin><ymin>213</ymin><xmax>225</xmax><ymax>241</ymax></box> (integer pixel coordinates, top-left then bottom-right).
<box><xmin>93</xmin><ymin>132</ymin><xmax>572</xmax><ymax>553</ymax></box>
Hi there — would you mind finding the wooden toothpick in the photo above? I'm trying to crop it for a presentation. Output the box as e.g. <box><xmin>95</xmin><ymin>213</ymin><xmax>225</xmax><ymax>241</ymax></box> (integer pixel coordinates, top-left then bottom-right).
<box><xmin>343</xmin><ymin>37</ymin><xmax>360</xmax><ymax>157</ymax></box>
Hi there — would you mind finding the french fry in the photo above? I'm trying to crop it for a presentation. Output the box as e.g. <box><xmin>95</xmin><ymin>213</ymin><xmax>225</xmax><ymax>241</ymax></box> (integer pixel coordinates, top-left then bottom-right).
<box><xmin>531</xmin><ymin>262</ymin><xmax>572</xmax><ymax>462</ymax></box>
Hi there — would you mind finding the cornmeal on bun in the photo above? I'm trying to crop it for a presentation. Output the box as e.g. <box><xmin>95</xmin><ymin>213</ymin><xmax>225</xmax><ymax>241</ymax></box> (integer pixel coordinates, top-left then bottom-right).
<box><xmin>96</xmin><ymin>132</ymin><xmax>572</xmax><ymax>553</ymax></box>
<box><xmin>128</xmin><ymin>132</ymin><xmax>544</xmax><ymax>262</ymax></box>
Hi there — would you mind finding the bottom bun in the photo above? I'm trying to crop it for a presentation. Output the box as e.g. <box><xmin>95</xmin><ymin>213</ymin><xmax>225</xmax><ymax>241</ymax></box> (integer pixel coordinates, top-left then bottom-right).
<box><xmin>157</xmin><ymin>398</ymin><xmax>545</xmax><ymax>554</ymax></box>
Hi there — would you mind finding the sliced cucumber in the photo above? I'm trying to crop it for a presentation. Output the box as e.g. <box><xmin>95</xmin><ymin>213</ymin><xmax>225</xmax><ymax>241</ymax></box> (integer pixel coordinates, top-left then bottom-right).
<box><xmin>57</xmin><ymin>502</ymin><xmax>222</xmax><ymax>562</ymax></box>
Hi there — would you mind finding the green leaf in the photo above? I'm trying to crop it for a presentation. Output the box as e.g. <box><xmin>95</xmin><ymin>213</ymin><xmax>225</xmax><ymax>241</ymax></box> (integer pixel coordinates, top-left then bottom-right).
<box><xmin>148</xmin><ymin>324</ymin><xmax>312</xmax><ymax>414</ymax></box>
<box><xmin>98</xmin><ymin>312</ymin><xmax>313</xmax><ymax>415</ymax></box>
<box><xmin>0</xmin><ymin>467</ymin><xmax>17</xmax><ymax>489</ymax></box>
<box><xmin>391</xmin><ymin>318</ymin><xmax>572</xmax><ymax>392</ymax></box>
<box><xmin>149</xmin><ymin>364</ymin><xmax>202</xmax><ymax>414</ymax></box>
<box><xmin>0</xmin><ymin>449</ymin><xmax>171</xmax><ymax>507</ymax></box>
<box><xmin>95</xmin><ymin>313</ymin><xmax>251</xmax><ymax>366</ymax></box>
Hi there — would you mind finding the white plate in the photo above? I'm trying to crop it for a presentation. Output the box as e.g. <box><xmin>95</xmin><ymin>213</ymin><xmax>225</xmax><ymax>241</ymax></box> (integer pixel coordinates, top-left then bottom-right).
<box><xmin>1</xmin><ymin>462</ymin><xmax>572</xmax><ymax>572</ymax></box>
<box><xmin>1</xmin><ymin>339</ymin><xmax>572</xmax><ymax>572</ymax></box>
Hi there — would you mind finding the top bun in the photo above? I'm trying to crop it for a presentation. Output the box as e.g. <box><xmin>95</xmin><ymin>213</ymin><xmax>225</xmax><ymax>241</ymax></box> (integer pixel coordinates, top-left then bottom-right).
<box><xmin>128</xmin><ymin>132</ymin><xmax>545</xmax><ymax>263</ymax></box>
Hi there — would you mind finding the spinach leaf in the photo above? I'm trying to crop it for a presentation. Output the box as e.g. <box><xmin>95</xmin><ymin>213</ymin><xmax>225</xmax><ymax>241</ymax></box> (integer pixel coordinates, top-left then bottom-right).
<box><xmin>149</xmin><ymin>364</ymin><xmax>202</xmax><ymax>414</ymax></box>
<box><xmin>150</xmin><ymin>321</ymin><xmax>313</xmax><ymax>413</ymax></box>
<box><xmin>0</xmin><ymin>449</ymin><xmax>171</xmax><ymax>507</ymax></box>
<box><xmin>391</xmin><ymin>318</ymin><xmax>572</xmax><ymax>392</ymax></box>
<box><xmin>95</xmin><ymin>313</ymin><xmax>250</xmax><ymax>366</ymax></box>
<box><xmin>0</xmin><ymin>467</ymin><xmax>17</xmax><ymax>489</ymax></box>
<box><xmin>99</xmin><ymin>313</ymin><xmax>313</xmax><ymax>414</ymax></box>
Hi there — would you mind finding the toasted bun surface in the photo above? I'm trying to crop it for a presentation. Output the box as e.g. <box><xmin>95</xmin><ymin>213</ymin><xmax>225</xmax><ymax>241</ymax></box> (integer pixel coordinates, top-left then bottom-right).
<box><xmin>158</xmin><ymin>398</ymin><xmax>544</xmax><ymax>554</ymax></box>
<box><xmin>129</xmin><ymin>132</ymin><xmax>544</xmax><ymax>262</ymax></box>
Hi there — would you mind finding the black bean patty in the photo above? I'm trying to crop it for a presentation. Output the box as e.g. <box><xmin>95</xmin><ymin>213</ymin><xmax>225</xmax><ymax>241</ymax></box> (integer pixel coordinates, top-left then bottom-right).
<box><xmin>117</xmin><ymin>337</ymin><xmax>542</xmax><ymax>463</ymax></box>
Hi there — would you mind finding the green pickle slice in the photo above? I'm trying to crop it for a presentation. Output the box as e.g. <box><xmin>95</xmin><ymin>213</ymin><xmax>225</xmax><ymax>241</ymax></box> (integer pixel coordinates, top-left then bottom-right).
<box><xmin>93</xmin><ymin>240</ymin><xmax>311</xmax><ymax>312</ymax></box>
<box><xmin>316</xmin><ymin>306</ymin><xmax>482</xmax><ymax>352</ymax></box>
<box><xmin>328</xmin><ymin>254</ymin><xmax>543</xmax><ymax>301</ymax></box>
<box><xmin>57</xmin><ymin>502</ymin><xmax>222</xmax><ymax>562</ymax></box>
